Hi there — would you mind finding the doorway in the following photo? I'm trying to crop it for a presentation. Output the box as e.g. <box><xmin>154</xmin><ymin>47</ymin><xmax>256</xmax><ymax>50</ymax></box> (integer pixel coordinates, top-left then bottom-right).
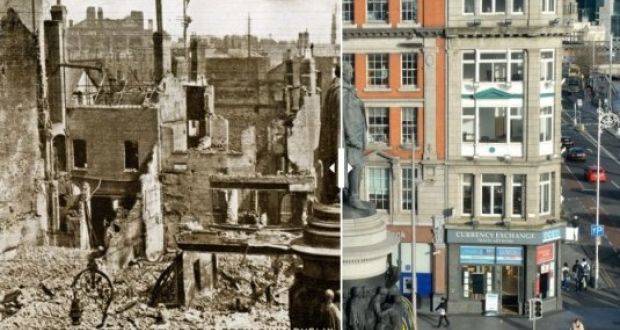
<box><xmin>501</xmin><ymin>266</ymin><xmax>520</xmax><ymax>314</ymax></box>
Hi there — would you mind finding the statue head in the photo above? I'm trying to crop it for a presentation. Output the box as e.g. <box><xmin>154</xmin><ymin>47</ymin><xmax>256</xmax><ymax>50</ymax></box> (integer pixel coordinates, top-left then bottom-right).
<box><xmin>325</xmin><ymin>289</ymin><xmax>335</xmax><ymax>303</ymax></box>
<box><xmin>343</xmin><ymin>62</ymin><xmax>354</xmax><ymax>85</ymax></box>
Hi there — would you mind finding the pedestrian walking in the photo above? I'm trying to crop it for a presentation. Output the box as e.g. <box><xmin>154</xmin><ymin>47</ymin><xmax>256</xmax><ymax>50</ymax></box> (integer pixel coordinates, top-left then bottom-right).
<box><xmin>562</xmin><ymin>262</ymin><xmax>571</xmax><ymax>290</ymax></box>
<box><xmin>582</xmin><ymin>258</ymin><xmax>591</xmax><ymax>288</ymax></box>
<box><xmin>573</xmin><ymin>260</ymin><xmax>584</xmax><ymax>291</ymax></box>
<box><xmin>571</xmin><ymin>318</ymin><xmax>585</xmax><ymax>330</ymax></box>
<box><xmin>435</xmin><ymin>297</ymin><xmax>450</xmax><ymax>328</ymax></box>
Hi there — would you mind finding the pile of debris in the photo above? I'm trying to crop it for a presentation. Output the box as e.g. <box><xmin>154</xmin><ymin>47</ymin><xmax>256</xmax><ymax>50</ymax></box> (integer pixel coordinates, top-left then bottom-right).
<box><xmin>0</xmin><ymin>246</ymin><xmax>297</xmax><ymax>329</ymax></box>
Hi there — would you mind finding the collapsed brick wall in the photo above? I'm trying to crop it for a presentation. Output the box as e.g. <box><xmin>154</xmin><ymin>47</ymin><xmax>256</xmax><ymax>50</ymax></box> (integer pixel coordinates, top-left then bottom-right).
<box><xmin>162</xmin><ymin>128</ymin><xmax>256</xmax><ymax>248</ymax></box>
<box><xmin>0</xmin><ymin>9</ymin><xmax>46</xmax><ymax>256</ymax></box>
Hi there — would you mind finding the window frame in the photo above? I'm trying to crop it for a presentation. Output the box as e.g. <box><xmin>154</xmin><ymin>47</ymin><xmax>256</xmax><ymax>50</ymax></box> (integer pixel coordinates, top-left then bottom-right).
<box><xmin>463</xmin><ymin>0</ymin><xmax>475</xmax><ymax>15</ymax></box>
<box><xmin>343</xmin><ymin>53</ymin><xmax>355</xmax><ymax>85</ymax></box>
<box><xmin>462</xmin><ymin>50</ymin><xmax>524</xmax><ymax>83</ymax></box>
<box><xmin>539</xmin><ymin>173</ymin><xmax>552</xmax><ymax>215</ymax></box>
<box><xmin>401</xmin><ymin>0</ymin><xmax>417</xmax><ymax>23</ymax></box>
<box><xmin>367</xmin><ymin>107</ymin><xmax>390</xmax><ymax>144</ymax></box>
<box><xmin>462</xmin><ymin>106</ymin><xmax>524</xmax><ymax>144</ymax></box>
<box><xmin>401</xmin><ymin>167</ymin><xmax>418</xmax><ymax>212</ymax></box>
<box><xmin>481</xmin><ymin>174</ymin><xmax>504</xmax><ymax>216</ymax></box>
<box><xmin>343</xmin><ymin>0</ymin><xmax>354</xmax><ymax>23</ymax></box>
<box><xmin>72</xmin><ymin>139</ymin><xmax>88</xmax><ymax>169</ymax></box>
<box><xmin>367</xmin><ymin>166</ymin><xmax>391</xmax><ymax>210</ymax></box>
<box><xmin>401</xmin><ymin>107</ymin><xmax>417</xmax><ymax>146</ymax></box>
<box><xmin>401</xmin><ymin>53</ymin><xmax>418</xmax><ymax>87</ymax></box>
<box><xmin>539</xmin><ymin>106</ymin><xmax>553</xmax><ymax>142</ymax></box>
<box><xmin>512</xmin><ymin>174</ymin><xmax>525</xmax><ymax>216</ymax></box>
<box><xmin>541</xmin><ymin>0</ymin><xmax>555</xmax><ymax>14</ymax></box>
<box><xmin>481</xmin><ymin>0</ymin><xmax>507</xmax><ymax>14</ymax></box>
<box><xmin>367</xmin><ymin>0</ymin><xmax>389</xmax><ymax>23</ymax></box>
<box><xmin>540</xmin><ymin>49</ymin><xmax>555</xmax><ymax>82</ymax></box>
<box><xmin>367</xmin><ymin>53</ymin><xmax>389</xmax><ymax>87</ymax></box>
<box><xmin>512</xmin><ymin>0</ymin><xmax>525</xmax><ymax>14</ymax></box>
<box><xmin>462</xmin><ymin>174</ymin><xmax>474</xmax><ymax>215</ymax></box>
<box><xmin>123</xmin><ymin>140</ymin><xmax>140</xmax><ymax>171</ymax></box>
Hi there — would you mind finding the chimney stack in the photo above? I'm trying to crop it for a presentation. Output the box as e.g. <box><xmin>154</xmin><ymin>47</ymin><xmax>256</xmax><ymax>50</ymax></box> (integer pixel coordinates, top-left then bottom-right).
<box><xmin>148</xmin><ymin>19</ymin><xmax>153</xmax><ymax>31</ymax></box>
<box><xmin>153</xmin><ymin>0</ymin><xmax>164</xmax><ymax>82</ymax></box>
<box><xmin>190</xmin><ymin>37</ymin><xmax>198</xmax><ymax>81</ymax></box>
<box><xmin>86</xmin><ymin>6</ymin><xmax>95</xmax><ymax>20</ymax></box>
<box><xmin>46</xmin><ymin>4</ymin><xmax>68</xmax><ymax>124</ymax></box>
<box><xmin>97</xmin><ymin>7</ymin><xmax>103</xmax><ymax>20</ymax></box>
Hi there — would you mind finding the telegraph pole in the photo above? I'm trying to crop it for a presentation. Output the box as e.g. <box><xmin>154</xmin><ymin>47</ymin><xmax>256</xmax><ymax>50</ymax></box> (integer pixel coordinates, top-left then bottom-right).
<box><xmin>183</xmin><ymin>0</ymin><xmax>191</xmax><ymax>80</ymax></box>
<box><xmin>247</xmin><ymin>14</ymin><xmax>251</xmax><ymax>59</ymax></box>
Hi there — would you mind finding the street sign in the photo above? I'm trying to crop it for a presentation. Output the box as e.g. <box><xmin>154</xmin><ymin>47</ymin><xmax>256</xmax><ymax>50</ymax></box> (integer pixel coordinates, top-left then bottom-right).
<box><xmin>591</xmin><ymin>224</ymin><xmax>605</xmax><ymax>237</ymax></box>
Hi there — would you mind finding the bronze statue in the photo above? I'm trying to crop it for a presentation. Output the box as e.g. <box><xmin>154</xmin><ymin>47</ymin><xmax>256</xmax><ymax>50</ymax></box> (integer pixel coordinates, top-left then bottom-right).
<box><xmin>342</xmin><ymin>62</ymin><xmax>372</xmax><ymax>214</ymax></box>
<box><xmin>317</xmin><ymin>64</ymin><xmax>341</xmax><ymax>204</ymax></box>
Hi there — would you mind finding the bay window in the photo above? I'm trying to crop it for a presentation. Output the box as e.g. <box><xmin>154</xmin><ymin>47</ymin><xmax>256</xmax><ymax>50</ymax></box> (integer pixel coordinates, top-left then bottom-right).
<box><xmin>462</xmin><ymin>50</ymin><xmax>524</xmax><ymax>83</ymax></box>
<box><xmin>482</xmin><ymin>174</ymin><xmax>504</xmax><ymax>216</ymax></box>
<box><xmin>462</xmin><ymin>106</ymin><xmax>523</xmax><ymax>143</ymax></box>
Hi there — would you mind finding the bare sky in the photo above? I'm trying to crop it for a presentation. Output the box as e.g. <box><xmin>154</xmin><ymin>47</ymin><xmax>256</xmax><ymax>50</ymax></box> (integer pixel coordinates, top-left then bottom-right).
<box><xmin>61</xmin><ymin>0</ymin><xmax>339</xmax><ymax>43</ymax></box>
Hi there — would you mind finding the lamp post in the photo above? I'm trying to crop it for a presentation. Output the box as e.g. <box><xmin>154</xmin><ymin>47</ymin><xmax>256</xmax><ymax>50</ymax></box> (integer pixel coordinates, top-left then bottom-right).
<box><xmin>411</xmin><ymin>117</ymin><xmax>418</xmax><ymax>330</ymax></box>
<box><xmin>595</xmin><ymin>100</ymin><xmax>619</xmax><ymax>289</ymax></box>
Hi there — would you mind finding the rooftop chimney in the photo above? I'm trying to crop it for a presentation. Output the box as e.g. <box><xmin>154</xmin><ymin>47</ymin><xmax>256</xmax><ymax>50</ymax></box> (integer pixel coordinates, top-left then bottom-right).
<box><xmin>153</xmin><ymin>0</ymin><xmax>164</xmax><ymax>82</ymax></box>
<box><xmin>97</xmin><ymin>7</ymin><xmax>103</xmax><ymax>20</ymax></box>
<box><xmin>86</xmin><ymin>6</ymin><xmax>95</xmax><ymax>20</ymax></box>
<box><xmin>148</xmin><ymin>19</ymin><xmax>153</xmax><ymax>31</ymax></box>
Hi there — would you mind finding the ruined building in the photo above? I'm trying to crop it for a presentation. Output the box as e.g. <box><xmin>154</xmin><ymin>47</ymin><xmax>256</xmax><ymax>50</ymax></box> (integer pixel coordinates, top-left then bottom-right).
<box><xmin>0</xmin><ymin>6</ymin><xmax>48</xmax><ymax>258</ymax></box>
<box><xmin>66</xmin><ymin>7</ymin><xmax>166</xmax><ymax>85</ymax></box>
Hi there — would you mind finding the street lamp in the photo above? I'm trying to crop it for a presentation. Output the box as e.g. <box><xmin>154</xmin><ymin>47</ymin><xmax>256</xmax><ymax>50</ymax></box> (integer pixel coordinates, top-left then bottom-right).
<box><xmin>594</xmin><ymin>100</ymin><xmax>619</xmax><ymax>289</ymax></box>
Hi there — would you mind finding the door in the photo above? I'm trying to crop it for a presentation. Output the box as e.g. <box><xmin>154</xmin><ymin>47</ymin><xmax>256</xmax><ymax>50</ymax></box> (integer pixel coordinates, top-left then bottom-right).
<box><xmin>501</xmin><ymin>266</ymin><xmax>520</xmax><ymax>314</ymax></box>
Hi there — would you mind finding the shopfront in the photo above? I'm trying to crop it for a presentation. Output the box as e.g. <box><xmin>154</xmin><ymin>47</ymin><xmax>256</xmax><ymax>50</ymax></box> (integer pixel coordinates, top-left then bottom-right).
<box><xmin>445</xmin><ymin>226</ymin><xmax>564</xmax><ymax>315</ymax></box>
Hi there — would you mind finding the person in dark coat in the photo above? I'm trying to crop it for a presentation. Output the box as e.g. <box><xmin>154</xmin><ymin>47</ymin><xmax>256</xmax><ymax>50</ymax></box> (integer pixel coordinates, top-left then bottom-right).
<box><xmin>435</xmin><ymin>297</ymin><xmax>450</xmax><ymax>327</ymax></box>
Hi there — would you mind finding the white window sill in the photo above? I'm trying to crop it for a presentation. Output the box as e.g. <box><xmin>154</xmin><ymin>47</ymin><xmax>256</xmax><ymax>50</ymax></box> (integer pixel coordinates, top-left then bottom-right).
<box><xmin>398</xmin><ymin>86</ymin><xmax>419</xmax><ymax>92</ymax></box>
<box><xmin>73</xmin><ymin>167</ymin><xmax>88</xmax><ymax>171</ymax></box>
<box><xmin>397</xmin><ymin>22</ymin><xmax>419</xmax><ymax>28</ymax></box>
<box><xmin>361</xmin><ymin>22</ymin><xmax>391</xmax><ymax>28</ymax></box>
<box><xmin>364</xmin><ymin>87</ymin><xmax>391</xmax><ymax>92</ymax></box>
<box><xmin>343</xmin><ymin>22</ymin><xmax>356</xmax><ymax>29</ymax></box>
<box><xmin>480</xmin><ymin>12</ymin><xmax>507</xmax><ymax>15</ymax></box>
<box><xmin>123</xmin><ymin>169</ymin><xmax>139</xmax><ymax>173</ymax></box>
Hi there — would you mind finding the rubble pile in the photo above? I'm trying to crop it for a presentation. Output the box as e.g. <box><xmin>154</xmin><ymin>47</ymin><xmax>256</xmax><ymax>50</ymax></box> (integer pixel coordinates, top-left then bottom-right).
<box><xmin>0</xmin><ymin>246</ymin><xmax>297</xmax><ymax>329</ymax></box>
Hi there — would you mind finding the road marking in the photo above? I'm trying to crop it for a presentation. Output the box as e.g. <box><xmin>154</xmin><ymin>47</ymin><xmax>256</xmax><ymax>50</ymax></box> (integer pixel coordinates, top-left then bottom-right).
<box><xmin>613</xmin><ymin>180</ymin><xmax>620</xmax><ymax>189</ymax></box>
<box><xmin>564</xmin><ymin>163</ymin><xmax>585</xmax><ymax>190</ymax></box>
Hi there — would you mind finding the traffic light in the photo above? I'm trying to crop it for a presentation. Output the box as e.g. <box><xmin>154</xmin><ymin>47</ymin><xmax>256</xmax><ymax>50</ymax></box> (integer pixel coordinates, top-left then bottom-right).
<box><xmin>533</xmin><ymin>299</ymin><xmax>543</xmax><ymax>318</ymax></box>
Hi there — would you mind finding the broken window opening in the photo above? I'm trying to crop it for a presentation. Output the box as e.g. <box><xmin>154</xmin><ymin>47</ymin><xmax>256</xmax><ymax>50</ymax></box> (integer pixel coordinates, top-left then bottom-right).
<box><xmin>124</xmin><ymin>141</ymin><xmax>139</xmax><ymax>170</ymax></box>
<box><xmin>73</xmin><ymin>139</ymin><xmax>87</xmax><ymax>169</ymax></box>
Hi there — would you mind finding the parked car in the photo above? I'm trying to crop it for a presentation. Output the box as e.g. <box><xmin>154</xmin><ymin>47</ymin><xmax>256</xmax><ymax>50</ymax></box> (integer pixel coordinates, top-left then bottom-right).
<box><xmin>566</xmin><ymin>147</ymin><xmax>587</xmax><ymax>161</ymax></box>
<box><xmin>561</xmin><ymin>136</ymin><xmax>575</xmax><ymax>149</ymax></box>
<box><xmin>584</xmin><ymin>165</ymin><xmax>607</xmax><ymax>183</ymax></box>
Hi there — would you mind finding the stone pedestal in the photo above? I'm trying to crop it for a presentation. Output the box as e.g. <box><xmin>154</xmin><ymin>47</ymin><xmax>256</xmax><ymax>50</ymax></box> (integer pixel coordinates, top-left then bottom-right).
<box><xmin>289</xmin><ymin>203</ymin><xmax>340</xmax><ymax>329</ymax></box>
<box><xmin>342</xmin><ymin>212</ymin><xmax>401</xmax><ymax>329</ymax></box>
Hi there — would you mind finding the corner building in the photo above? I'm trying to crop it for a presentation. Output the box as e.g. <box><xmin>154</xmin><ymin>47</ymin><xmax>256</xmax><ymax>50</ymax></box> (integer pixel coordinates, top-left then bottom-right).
<box><xmin>444</xmin><ymin>0</ymin><xmax>568</xmax><ymax>315</ymax></box>
<box><xmin>343</xmin><ymin>0</ymin><xmax>447</xmax><ymax>306</ymax></box>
